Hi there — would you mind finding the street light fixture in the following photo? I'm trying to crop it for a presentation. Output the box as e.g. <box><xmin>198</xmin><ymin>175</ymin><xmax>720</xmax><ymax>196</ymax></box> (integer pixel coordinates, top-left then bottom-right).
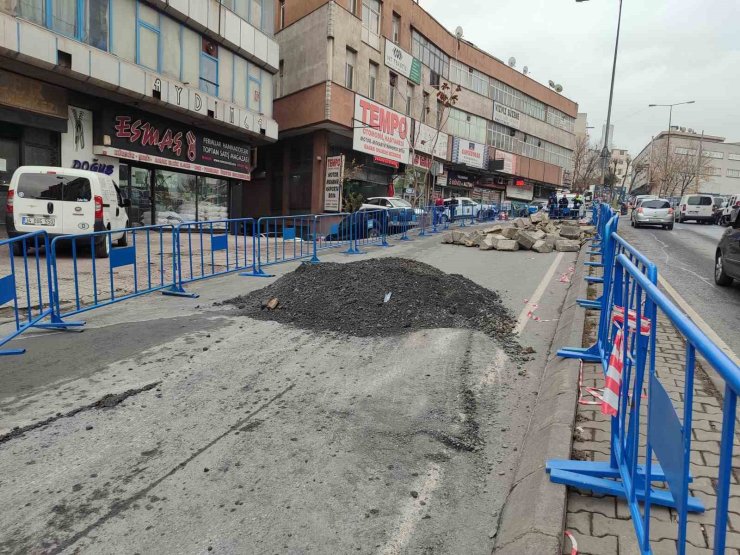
<box><xmin>649</xmin><ymin>100</ymin><xmax>696</xmax><ymax>194</ymax></box>
<box><xmin>576</xmin><ymin>0</ymin><xmax>623</xmax><ymax>204</ymax></box>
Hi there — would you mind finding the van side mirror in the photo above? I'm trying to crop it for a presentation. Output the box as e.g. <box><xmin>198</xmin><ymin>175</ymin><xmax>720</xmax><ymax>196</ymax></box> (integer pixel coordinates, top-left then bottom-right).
<box><xmin>121</xmin><ymin>198</ymin><xmax>131</xmax><ymax>208</ymax></box>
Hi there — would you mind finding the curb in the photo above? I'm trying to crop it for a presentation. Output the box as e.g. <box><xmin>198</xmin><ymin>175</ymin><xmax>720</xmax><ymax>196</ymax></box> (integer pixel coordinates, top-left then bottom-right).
<box><xmin>493</xmin><ymin>245</ymin><xmax>591</xmax><ymax>554</ymax></box>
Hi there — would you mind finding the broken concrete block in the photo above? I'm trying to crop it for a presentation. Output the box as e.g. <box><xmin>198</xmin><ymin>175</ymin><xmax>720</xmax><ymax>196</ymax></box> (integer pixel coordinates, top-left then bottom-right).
<box><xmin>450</xmin><ymin>230</ymin><xmax>466</xmax><ymax>244</ymax></box>
<box><xmin>516</xmin><ymin>230</ymin><xmax>540</xmax><ymax>250</ymax></box>
<box><xmin>483</xmin><ymin>224</ymin><xmax>505</xmax><ymax>234</ymax></box>
<box><xmin>544</xmin><ymin>222</ymin><xmax>559</xmax><ymax>234</ymax></box>
<box><xmin>513</xmin><ymin>217</ymin><xmax>532</xmax><ymax>229</ymax></box>
<box><xmin>532</xmin><ymin>240</ymin><xmax>554</xmax><ymax>253</ymax></box>
<box><xmin>559</xmin><ymin>225</ymin><xmax>582</xmax><ymax>240</ymax></box>
<box><xmin>545</xmin><ymin>233</ymin><xmax>560</xmax><ymax>248</ymax></box>
<box><xmin>531</xmin><ymin>229</ymin><xmax>546</xmax><ymax>241</ymax></box>
<box><xmin>501</xmin><ymin>227</ymin><xmax>519</xmax><ymax>239</ymax></box>
<box><xmin>462</xmin><ymin>231</ymin><xmax>483</xmax><ymax>247</ymax></box>
<box><xmin>441</xmin><ymin>233</ymin><xmax>455</xmax><ymax>244</ymax></box>
<box><xmin>555</xmin><ymin>239</ymin><xmax>581</xmax><ymax>252</ymax></box>
<box><xmin>529</xmin><ymin>211</ymin><xmax>549</xmax><ymax>225</ymax></box>
<box><xmin>494</xmin><ymin>239</ymin><xmax>520</xmax><ymax>251</ymax></box>
<box><xmin>479</xmin><ymin>235</ymin><xmax>496</xmax><ymax>250</ymax></box>
<box><xmin>579</xmin><ymin>225</ymin><xmax>597</xmax><ymax>236</ymax></box>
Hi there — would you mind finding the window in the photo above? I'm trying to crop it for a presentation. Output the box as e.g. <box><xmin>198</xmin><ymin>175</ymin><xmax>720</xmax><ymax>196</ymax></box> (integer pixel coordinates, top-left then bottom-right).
<box><xmin>17</xmin><ymin>173</ymin><xmax>90</xmax><ymax>201</ymax></box>
<box><xmin>727</xmin><ymin>169</ymin><xmax>740</xmax><ymax>178</ymax></box>
<box><xmin>446</xmin><ymin>108</ymin><xmax>486</xmax><ymax>144</ymax></box>
<box><xmin>412</xmin><ymin>30</ymin><xmax>449</xmax><ymax>78</ymax></box>
<box><xmin>349</xmin><ymin>0</ymin><xmax>357</xmax><ymax>14</ymax></box>
<box><xmin>248</xmin><ymin>64</ymin><xmax>262</xmax><ymax>112</ymax></box>
<box><xmin>392</xmin><ymin>13</ymin><xmax>401</xmax><ymax>44</ymax></box>
<box><xmin>675</xmin><ymin>147</ymin><xmax>697</xmax><ymax>156</ymax></box>
<box><xmin>406</xmin><ymin>83</ymin><xmax>414</xmax><ymax>116</ymax></box>
<box><xmin>368</xmin><ymin>61</ymin><xmax>378</xmax><ymax>100</ymax></box>
<box><xmin>389</xmin><ymin>72</ymin><xmax>397</xmax><ymax>109</ymax></box>
<box><xmin>50</xmin><ymin>0</ymin><xmax>78</xmax><ymax>37</ymax></box>
<box><xmin>345</xmin><ymin>48</ymin><xmax>356</xmax><ymax>90</ymax></box>
<box><xmin>137</xmin><ymin>4</ymin><xmax>160</xmax><ymax>71</ymax></box>
<box><xmin>19</xmin><ymin>0</ymin><xmax>108</xmax><ymax>50</ymax></box>
<box><xmin>200</xmin><ymin>38</ymin><xmax>219</xmax><ymax>96</ymax></box>
<box><xmin>421</xmin><ymin>92</ymin><xmax>429</xmax><ymax>124</ymax></box>
<box><xmin>704</xmin><ymin>150</ymin><xmax>724</xmax><ymax>159</ymax></box>
<box><xmin>279</xmin><ymin>0</ymin><xmax>285</xmax><ymax>29</ymax></box>
<box><xmin>161</xmin><ymin>16</ymin><xmax>181</xmax><ymax>80</ymax></box>
<box><xmin>642</xmin><ymin>200</ymin><xmax>671</xmax><ymax>209</ymax></box>
<box><xmin>702</xmin><ymin>166</ymin><xmax>722</xmax><ymax>177</ymax></box>
<box><xmin>728</xmin><ymin>153</ymin><xmax>740</xmax><ymax>161</ymax></box>
<box><xmin>278</xmin><ymin>59</ymin><xmax>285</xmax><ymax>97</ymax></box>
<box><xmin>250</xmin><ymin>0</ymin><xmax>263</xmax><ymax>29</ymax></box>
<box><xmin>362</xmin><ymin>0</ymin><xmax>380</xmax><ymax>35</ymax></box>
<box><xmin>19</xmin><ymin>0</ymin><xmax>44</xmax><ymax>26</ymax></box>
<box><xmin>86</xmin><ymin>0</ymin><xmax>109</xmax><ymax>50</ymax></box>
<box><xmin>687</xmin><ymin>196</ymin><xmax>713</xmax><ymax>205</ymax></box>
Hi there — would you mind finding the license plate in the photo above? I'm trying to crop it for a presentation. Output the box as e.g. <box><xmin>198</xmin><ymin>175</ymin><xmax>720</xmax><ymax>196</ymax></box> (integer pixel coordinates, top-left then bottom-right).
<box><xmin>22</xmin><ymin>216</ymin><xmax>55</xmax><ymax>226</ymax></box>
<box><xmin>688</xmin><ymin>210</ymin><xmax>698</xmax><ymax>214</ymax></box>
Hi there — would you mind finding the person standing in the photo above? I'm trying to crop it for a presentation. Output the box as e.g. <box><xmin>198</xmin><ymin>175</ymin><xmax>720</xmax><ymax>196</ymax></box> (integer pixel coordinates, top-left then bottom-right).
<box><xmin>558</xmin><ymin>193</ymin><xmax>569</xmax><ymax>219</ymax></box>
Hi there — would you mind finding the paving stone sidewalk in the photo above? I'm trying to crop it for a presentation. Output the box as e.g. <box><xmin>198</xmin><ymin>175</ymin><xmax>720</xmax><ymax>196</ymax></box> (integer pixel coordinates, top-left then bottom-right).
<box><xmin>562</xmin><ymin>268</ymin><xmax>740</xmax><ymax>554</ymax></box>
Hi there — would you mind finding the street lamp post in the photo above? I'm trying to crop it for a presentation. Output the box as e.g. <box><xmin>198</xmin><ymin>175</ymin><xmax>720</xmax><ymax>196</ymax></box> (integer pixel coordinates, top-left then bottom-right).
<box><xmin>648</xmin><ymin>101</ymin><xmax>695</xmax><ymax>195</ymax></box>
<box><xmin>576</xmin><ymin>0</ymin><xmax>623</xmax><ymax>205</ymax></box>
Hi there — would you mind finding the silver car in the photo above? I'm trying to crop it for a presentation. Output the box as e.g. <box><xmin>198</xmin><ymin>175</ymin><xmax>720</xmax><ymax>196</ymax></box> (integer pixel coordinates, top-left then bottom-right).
<box><xmin>631</xmin><ymin>198</ymin><xmax>674</xmax><ymax>230</ymax></box>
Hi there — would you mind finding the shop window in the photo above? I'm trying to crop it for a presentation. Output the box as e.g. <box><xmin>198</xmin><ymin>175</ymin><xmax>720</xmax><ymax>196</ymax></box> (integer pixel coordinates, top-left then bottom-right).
<box><xmin>200</xmin><ymin>38</ymin><xmax>219</xmax><ymax>96</ymax></box>
<box><xmin>345</xmin><ymin>48</ymin><xmax>356</xmax><ymax>90</ymax></box>
<box><xmin>368</xmin><ymin>62</ymin><xmax>378</xmax><ymax>100</ymax></box>
<box><xmin>137</xmin><ymin>3</ymin><xmax>160</xmax><ymax>71</ymax></box>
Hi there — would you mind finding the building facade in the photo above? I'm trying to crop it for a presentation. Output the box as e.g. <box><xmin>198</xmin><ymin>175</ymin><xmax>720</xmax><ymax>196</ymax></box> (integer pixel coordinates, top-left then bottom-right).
<box><xmin>263</xmin><ymin>0</ymin><xmax>578</xmax><ymax>216</ymax></box>
<box><xmin>631</xmin><ymin>129</ymin><xmax>740</xmax><ymax>197</ymax></box>
<box><xmin>0</xmin><ymin>0</ymin><xmax>279</xmax><ymax>226</ymax></box>
<box><xmin>611</xmin><ymin>148</ymin><xmax>630</xmax><ymax>181</ymax></box>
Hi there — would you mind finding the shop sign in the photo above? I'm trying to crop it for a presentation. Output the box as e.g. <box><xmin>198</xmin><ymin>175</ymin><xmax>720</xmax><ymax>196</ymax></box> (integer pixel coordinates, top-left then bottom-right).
<box><xmin>506</xmin><ymin>180</ymin><xmax>534</xmax><ymax>201</ymax></box>
<box><xmin>323</xmin><ymin>155</ymin><xmax>344</xmax><ymax>212</ymax></box>
<box><xmin>451</xmin><ymin>138</ymin><xmax>487</xmax><ymax>169</ymax></box>
<box><xmin>374</xmin><ymin>155</ymin><xmax>400</xmax><ymax>168</ymax></box>
<box><xmin>493</xmin><ymin>102</ymin><xmax>521</xmax><ymax>130</ymax></box>
<box><xmin>494</xmin><ymin>149</ymin><xmax>517</xmax><ymax>174</ymax></box>
<box><xmin>437</xmin><ymin>172</ymin><xmax>448</xmax><ymax>187</ymax></box>
<box><xmin>412</xmin><ymin>122</ymin><xmax>449</xmax><ymax>160</ymax></box>
<box><xmin>447</xmin><ymin>170</ymin><xmax>475</xmax><ymax>189</ymax></box>
<box><xmin>96</xmin><ymin>109</ymin><xmax>251</xmax><ymax>180</ymax></box>
<box><xmin>384</xmin><ymin>39</ymin><xmax>422</xmax><ymax>85</ymax></box>
<box><xmin>0</xmin><ymin>70</ymin><xmax>67</xmax><ymax>121</ymax></box>
<box><xmin>61</xmin><ymin>106</ymin><xmax>119</xmax><ymax>177</ymax></box>
<box><xmin>353</xmin><ymin>96</ymin><xmax>411</xmax><ymax>165</ymax></box>
<box><xmin>412</xmin><ymin>153</ymin><xmax>432</xmax><ymax>170</ymax></box>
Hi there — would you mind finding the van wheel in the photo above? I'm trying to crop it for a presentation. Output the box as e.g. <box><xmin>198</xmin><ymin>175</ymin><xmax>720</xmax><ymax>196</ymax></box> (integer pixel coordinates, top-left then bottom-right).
<box><xmin>94</xmin><ymin>237</ymin><xmax>110</xmax><ymax>258</ymax></box>
<box><xmin>117</xmin><ymin>229</ymin><xmax>128</xmax><ymax>247</ymax></box>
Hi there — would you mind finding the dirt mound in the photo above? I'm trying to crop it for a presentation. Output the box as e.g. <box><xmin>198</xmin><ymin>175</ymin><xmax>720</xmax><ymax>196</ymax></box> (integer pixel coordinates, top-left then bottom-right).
<box><xmin>227</xmin><ymin>258</ymin><xmax>524</xmax><ymax>358</ymax></box>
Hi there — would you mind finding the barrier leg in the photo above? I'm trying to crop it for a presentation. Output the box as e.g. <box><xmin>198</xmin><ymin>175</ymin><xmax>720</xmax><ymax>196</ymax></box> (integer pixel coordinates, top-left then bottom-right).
<box><xmin>557</xmin><ymin>342</ymin><xmax>602</xmax><ymax>362</ymax></box>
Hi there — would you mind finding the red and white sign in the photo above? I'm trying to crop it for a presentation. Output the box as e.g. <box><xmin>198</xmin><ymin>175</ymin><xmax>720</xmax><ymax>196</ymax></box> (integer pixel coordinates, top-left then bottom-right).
<box><xmin>353</xmin><ymin>95</ymin><xmax>411</xmax><ymax>165</ymax></box>
<box><xmin>323</xmin><ymin>155</ymin><xmax>344</xmax><ymax>212</ymax></box>
<box><xmin>373</xmin><ymin>155</ymin><xmax>400</xmax><ymax>168</ymax></box>
<box><xmin>412</xmin><ymin>153</ymin><xmax>432</xmax><ymax>170</ymax></box>
<box><xmin>94</xmin><ymin>146</ymin><xmax>251</xmax><ymax>181</ymax></box>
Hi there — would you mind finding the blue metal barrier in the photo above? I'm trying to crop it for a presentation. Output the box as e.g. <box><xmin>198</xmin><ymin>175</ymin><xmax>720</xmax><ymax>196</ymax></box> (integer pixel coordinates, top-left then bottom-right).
<box><xmin>0</xmin><ymin>231</ymin><xmax>80</xmax><ymax>355</ymax></box>
<box><xmin>171</xmin><ymin>218</ymin><xmax>264</xmax><ymax>294</ymax></box>
<box><xmin>313</xmin><ymin>211</ymin><xmax>353</xmax><ymax>258</ymax></box>
<box><xmin>256</xmin><ymin>215</ymin><xmax>317</xmax><ymax>269</ymax></box>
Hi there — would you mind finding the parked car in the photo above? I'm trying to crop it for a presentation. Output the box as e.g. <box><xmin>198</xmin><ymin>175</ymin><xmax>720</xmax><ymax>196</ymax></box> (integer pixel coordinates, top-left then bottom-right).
<box><xmin>676</xmin><ymin>194</ymin><xmax>715</xmax><ymax>224</ymax></box>
<box><xmin>363</xmin><ymin>197</ymin><xmax>422</xmax><ymax>223</ymax></box>
<box><xmin>714</xmin><ymin>211</ymin><xmax>740</xmax><ymax>286</ymax></box>
<box><xmin>442</xmin><ymin>197</ymin><xmax>484</xmax><ymax>222</ymax></box>
<box><xmin>5</xmin><ymin>166</ymin><xmax>130</xmax><ymax>257</ymax></box>
<box><xmin>325</xmin><ymin>207</ymin><xmax>385</xmax><ymax>241</ymax></box>
<box><xmin>528</xmin><ymin>200</ymin><xmax>548</xmax><ymax>214</ymax></box>
<box><xmin>631</xmin><ymin>198</ymin><xmax>674</xmax><ymax>230</ymax></box>
<box><xmin>719</xmin><ymin>195</ymin><xmax>740</xmax><ymax>226</ymax></box>
<box><xmin>712</xmin><ymin>196</ymin><xmax>728</xmax><ymax>224</ymax></box>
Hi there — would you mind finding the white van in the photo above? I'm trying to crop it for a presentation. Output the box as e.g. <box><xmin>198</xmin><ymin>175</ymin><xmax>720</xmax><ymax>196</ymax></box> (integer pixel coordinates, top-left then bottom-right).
<box><xmin>676</xmin><ymin>194</ymin><xmax>715</xmax><ymax>224</ymax></box>
<box><xmin>5</xmin><ymin>166</ymin><xmax>130</xmax><ymax>257</ymax></box>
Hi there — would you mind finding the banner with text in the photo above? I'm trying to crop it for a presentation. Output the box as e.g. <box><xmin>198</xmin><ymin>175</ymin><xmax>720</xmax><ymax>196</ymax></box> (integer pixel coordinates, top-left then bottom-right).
<box><xmin>353</xmin><ymin>95</ymin><xmax>411</xmax><ymax>165</ymax></box>
<box><xmin>493</xmin><ymin>102</ymin><xmax>521</xmax><ymax>130</ymax></box>
<box><xmin>384</xmin><ymin>39</ymin><xmax>422</xmax><ymax>85</ymax></box>
<box><xmin>451</xmin><ymin>137</ymin><xmax>487</xmax><ymax>169</ymax></box>
<box><xmin>323</xmin><ymin>155</ymin><xmax>344</xmax><ymax>212</ymax></box>
<box><xmin>412</xmin><ymin>122</ymin><xmax>449</xmax><ymax>160</ymax></box>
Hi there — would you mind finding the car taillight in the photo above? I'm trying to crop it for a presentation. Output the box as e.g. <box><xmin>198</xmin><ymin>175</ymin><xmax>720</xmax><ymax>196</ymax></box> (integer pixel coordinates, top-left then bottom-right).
<box><xmin>735</xmin><ymin>201</ymin><xmax>740</xmax><ymax>207</ymax></box>
<box><xmin>5</xmin><ymin>189</ymin><xmax>13</xmax><ymax>214</ymax></box>
<box><xmin>94</xmin><ymin>195</ymin><xmax>104</xmax><ymax>219</ymax></box>
<box><xmin>637</xmin><ymin>207</ymin><xmax>643</xmax><ymax>214</ymax></box>
<box><xmin>668</xmin><ymin>207</ymin><xmax>674</xmax><ymax>214</ymax></box>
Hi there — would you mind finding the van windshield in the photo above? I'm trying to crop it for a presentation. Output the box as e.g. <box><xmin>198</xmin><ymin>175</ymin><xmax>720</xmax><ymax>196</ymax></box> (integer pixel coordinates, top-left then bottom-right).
<box><xmin>17</xmin><ymin>173</ymin><xmax>92</xmax><ymax>202</ymax></box>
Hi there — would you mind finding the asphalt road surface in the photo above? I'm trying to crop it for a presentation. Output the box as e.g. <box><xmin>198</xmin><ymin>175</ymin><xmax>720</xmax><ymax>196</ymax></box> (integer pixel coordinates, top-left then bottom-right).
<box><xmin>0</xmin><ymin>228</ymin><xmax>578</xmax><ymax>554</ymax></box>
<box><xmin>617</xmin><ymin>219</ymin><xmax>740</xmax><ymax>362</ymax></box>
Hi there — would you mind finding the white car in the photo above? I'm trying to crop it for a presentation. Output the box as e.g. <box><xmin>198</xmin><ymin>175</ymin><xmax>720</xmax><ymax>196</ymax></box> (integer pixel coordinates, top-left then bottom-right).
<box><xmin>442</xmin><ymin>197</ymin><xmax>483</xmax><ymax>221</ymax></box>
<box><xmin>5</xmin><ymin>166</ymin><xmax>130</xmax><ymax>257</ymax></box>
<box><xmin>363</xmin><ymin>197</ymin><xmax>425</xmax><ymax>221</ymax></box>
<box><xmin>676</xmin><ymin>194</ymin><xmax>715</xmax><ymax>224</ymax></box>
<box><xmin>719</xmin><ymin>195</ymin><xmax>740</xmax><ymax>226</ymax></box>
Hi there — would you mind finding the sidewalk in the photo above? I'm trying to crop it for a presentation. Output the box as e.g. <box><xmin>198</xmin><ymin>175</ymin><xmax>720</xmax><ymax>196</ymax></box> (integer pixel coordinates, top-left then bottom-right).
<box><xmin>562</xmin><ymin>264</ymin><xmax>739</xmax><ymax>554</ymax></box>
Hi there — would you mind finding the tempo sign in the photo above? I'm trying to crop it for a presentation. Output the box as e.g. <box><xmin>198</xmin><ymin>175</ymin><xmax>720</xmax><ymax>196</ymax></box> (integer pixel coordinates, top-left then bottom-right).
<box><xmin>324</xmin><ymin>155</ymin><xmax>344</xmax><ymax>212</ymax></box>
<box><xmin>352</xmin><ymin>95</ymin><xmax>411</xmax><ymax>165</ymax></box>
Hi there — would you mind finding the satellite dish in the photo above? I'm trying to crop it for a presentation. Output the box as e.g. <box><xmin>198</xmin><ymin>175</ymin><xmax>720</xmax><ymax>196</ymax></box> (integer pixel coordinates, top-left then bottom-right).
<box><xmin>555</xmin><ymin>84</ymin><xmax>563</xmax><ymax>93</ymax></box>
<box><xmin>508</xmin><ymin>57</ymin><xmax>516</xmax><ymax>68</ymax></box>
<box><xmin>455</xmin><ymin>26</ymin><xmax>464</xmax><ymax>39</ymax></box>
<box><xmin>548</xmin><ymin>80</ymin><xmax>555</xmax><ymax>88</ymax></box>
<box><xmin>523</xmin><ymin>66</ymin><xmax>529</xmax><ymax>75</ymax></box>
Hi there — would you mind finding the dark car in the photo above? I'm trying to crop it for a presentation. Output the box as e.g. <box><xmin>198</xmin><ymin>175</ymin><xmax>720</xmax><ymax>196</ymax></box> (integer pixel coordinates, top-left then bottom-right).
<box><xmin>715</xmin><ymin>212</ymin><xmax>740</xmax><ymax>286</ymax></box>
<box><xmin>325</xmin><ymin>208</ymin><xmax>386</xmax><ymax>241</ymax></box>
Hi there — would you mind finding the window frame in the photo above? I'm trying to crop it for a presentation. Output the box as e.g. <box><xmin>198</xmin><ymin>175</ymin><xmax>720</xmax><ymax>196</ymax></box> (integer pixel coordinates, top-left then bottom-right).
<box><xmin>136</xmin><ymin>2</ymin><xmax>161</xmax><ymax>72</ymax></box>
<box><xmin>345</xmin><ymin>48</ymin><xmax>356</xmax><ymax>90</ymax></box>
<box><xmin>199</xmin><ymin>49</ymin><xmax>220</xmax><ymax>96</ymax></box>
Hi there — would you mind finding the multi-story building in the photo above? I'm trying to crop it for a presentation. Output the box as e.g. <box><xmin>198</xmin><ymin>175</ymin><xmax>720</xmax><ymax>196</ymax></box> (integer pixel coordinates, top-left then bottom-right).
<box><xmin>611</xmin><ymin>148</ymin><xmax>630</xmax><ymax>181</ymax></box>
<box><xmin>260</xmin><ymin>0</ymin><xmax>578</xmax><ymax>215</ymax></box>
<box><xmin>575</xmin><ymin>113</ymin><xmax>589</xmax><ymax>142</ymax></box>
<box><xmin>631</xmin><ymin>129</ymin><xmax>740</xmax><ymax>197</ymax></box>
<box><xmin>0</xmin><ymin>0</ymin><xmax>279</xmax><ymax>226</ymax></box>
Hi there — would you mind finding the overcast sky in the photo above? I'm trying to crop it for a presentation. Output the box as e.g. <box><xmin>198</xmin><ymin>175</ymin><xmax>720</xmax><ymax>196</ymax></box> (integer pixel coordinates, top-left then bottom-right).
<box><xmin>420</xmin><ymin>0</ymin><xmax>740</xmax><ymax>157</ymax></box>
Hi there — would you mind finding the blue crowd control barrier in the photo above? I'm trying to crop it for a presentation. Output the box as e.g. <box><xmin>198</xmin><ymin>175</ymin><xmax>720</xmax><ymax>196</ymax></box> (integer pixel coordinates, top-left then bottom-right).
<box><xmin>313</xmin><ymin>211</ymin><xmax>353</xmax><ymax>258</ymax></box>
<box><xmin>256</xmin><ymin>215</ymin><xmax>317</xmax><ymax>269</ymax></box>
<box><xmin>49</xmin><ymin>225</ymin><xmax>179</xmax><ymax>320</ymax></box>
<box><xmin>171</xmin><ymin>218</ymin><xmax>264</xmax><ymax>294</ymax></box>
<box><xmin>0</xmin><ymin>231</ymin><xmax>80</xmax><ymax>355</ymax></box>
<box><xmin>350</xmin><ymin>208</ymin><xmax>387</xmax><ymax>253</ymax></box>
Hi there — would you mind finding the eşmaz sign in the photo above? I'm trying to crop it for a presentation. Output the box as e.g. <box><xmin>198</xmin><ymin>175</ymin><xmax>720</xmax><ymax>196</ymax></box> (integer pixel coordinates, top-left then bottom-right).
<box><xmin>95</xmin><ymin>110</ymin><xmax>252</xmax><ymax>180</ymax></box>
<box><xmin>352</xmin><ymin>96</ymin><xmax>411</xmax><ymax>165</ymax></box>
<box><xmin>384</xmin><ymin>39</ymin><xmax>422</xmax><ymax>85</ymax></box>
<box><xmin>493</xmin><ymin>102</ymin><xmax>521</xmax><ymax>130</ymax></box>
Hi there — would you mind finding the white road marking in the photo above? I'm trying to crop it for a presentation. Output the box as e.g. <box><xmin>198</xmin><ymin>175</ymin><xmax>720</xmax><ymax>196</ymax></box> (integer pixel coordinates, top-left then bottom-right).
<box><xmin>658</xmin><ymin>274</ymin><xmax>740</xmax><ymax>367</ymax></box>
<box><xmin>379</xmin><ymin>463</ymin><xmax>442</xmax><ymax>555</ymax></box>
<box><xmin>514</xmin><ymin>252</ymin><xmax>565</xmax><ymax>335</ymax></box>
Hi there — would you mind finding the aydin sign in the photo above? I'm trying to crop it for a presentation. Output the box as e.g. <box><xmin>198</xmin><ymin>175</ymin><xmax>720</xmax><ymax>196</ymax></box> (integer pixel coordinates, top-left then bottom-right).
<box><xmin>384</xmin><ymin>39</ymin><xmax>422</xmax><ymax>85</ymax></box>
<box><xmin>353</xmin><ymin>96</ymin><xmax>411</xmax><ymax>165</ymax></box>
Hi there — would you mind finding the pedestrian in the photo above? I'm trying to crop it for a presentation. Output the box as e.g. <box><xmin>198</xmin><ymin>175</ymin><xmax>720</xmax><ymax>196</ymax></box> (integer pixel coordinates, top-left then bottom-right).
<box><xmin>573</xmin><ymin>195</ymin><xmax>583</xmax><ymax>219</ymax></box>
<box><xmin>433</xmin><ymin>196</ymin><xmax>444</xmax><ymax>226</ymax></box>
<box><xmin>548</xmin><ymin>191</ymin><xmax>557</xmax><ymax>218</ymax></box>
<box><xmin>558</xmin><ymin>193</ymin><xmax>569</xmax><ymax>219</ymax></box>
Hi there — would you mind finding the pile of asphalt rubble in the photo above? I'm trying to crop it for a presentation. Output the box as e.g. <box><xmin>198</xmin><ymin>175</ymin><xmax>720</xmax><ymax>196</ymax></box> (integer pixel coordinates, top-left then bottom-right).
<box><xmin>227</xmin><ymin>257</ymin><xmax>529</xmax><ymax>362</ymax></box>
<box><xmin>442</xmin><ymin>211</ymin><xmax>596</xmax><ymax>253</ymax></box>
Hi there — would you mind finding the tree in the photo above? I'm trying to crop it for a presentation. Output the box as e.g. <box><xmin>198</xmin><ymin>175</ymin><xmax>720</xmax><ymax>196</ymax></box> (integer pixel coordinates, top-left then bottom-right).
<box><xmin>571</xmin><ymin>135</ymin><xmax>601</xmax><ymax>192</ymax></box>
<box><xmin>391</xmin><ymin>81</ymin><xmax>459</xmax><ymax>208</ymax></box>
<box><xmin>651</xmin><ymin>149</ymin><xmax>714</xmax><ymax>198</ymax></box>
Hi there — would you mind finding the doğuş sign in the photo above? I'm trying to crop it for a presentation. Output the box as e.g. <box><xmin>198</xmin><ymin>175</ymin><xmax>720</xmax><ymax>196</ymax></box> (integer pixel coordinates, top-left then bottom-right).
<box><xmin>352</xmin><ymin>96</ymin><xmax>411</xmax><ymax>165</ymax></box>
<box><xmin>97</xmin><ymin>110</ymin><xmax>252</xmax><ymax>180</ymax></box>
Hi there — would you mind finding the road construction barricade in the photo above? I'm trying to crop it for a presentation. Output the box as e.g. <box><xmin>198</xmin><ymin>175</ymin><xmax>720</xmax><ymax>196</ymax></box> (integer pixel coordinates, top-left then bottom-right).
<box><xmin>313</xmin><ymin>212</ymin><xmax>353</xmax><ymax>256</ymax></box>
<box><xmin>0</xmin><ymin>231</ymin><xmax>72</xmax><ymax>355</ymax></box>
<box><xmin>384</xmin><ymin>208</ymin><xmax>414</xmax><ymax>241</ymax></box>
<box><xmin>256</xmin><ymin>215</ymin><xmax>317</xmax><ymax>269</ymax></box>
<box><xmin>49</xmin><ymin>225</ymin><xmax>179</xmax><ymax>319</ymax></box>
<box><xmin>173</xmin><ymin>218</ymin><xmax>262</xmax><ymax>293</ymax></box>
